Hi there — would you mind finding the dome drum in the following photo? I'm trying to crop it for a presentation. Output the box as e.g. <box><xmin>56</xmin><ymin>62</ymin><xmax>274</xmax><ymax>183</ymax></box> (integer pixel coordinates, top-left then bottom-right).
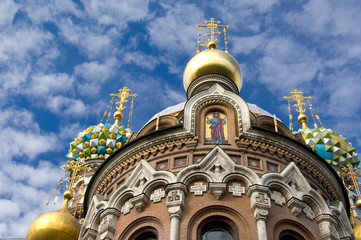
<box><xmin>186</xmin><ymin>74</ymin><xmax>239</xmax><ymax>99</ymax></box>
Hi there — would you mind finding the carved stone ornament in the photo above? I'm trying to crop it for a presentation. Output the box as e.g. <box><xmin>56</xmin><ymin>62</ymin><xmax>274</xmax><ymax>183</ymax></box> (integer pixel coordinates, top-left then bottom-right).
<box><xmin>209</xmin><ymin>182</ymin><xmax>227</xmax><ymax>200</ymax></box>
<box><xmin>130</xmin><ymin>194</ymin><xmax>150</xmax><ymax>212</ymax></box>
<box><xmin>150</xmin><ymin>189</ymin><xmax>166</xmax><ymax>203</ymax></box>
<box><xmin>270</xmin><ymin>191</ymin><xmax>285</xmax><ymax>206</ymax></box>
<box><xmin>190</xmin><ymin>182</ymin><xmax>207</xmax><ymax>196</ymax></box>
<box><xmin>228</xmin><ymin>183</ymin><xmax>245</xmax><ymax>197</ymax></box>
<box><xmin>286</xmin><ymin>197</ymin><xmax>305</xmax><ymax>216</ymax></box>
<box><xmin>121</xmin><ymin>201</ymin><xmax>133</xmax><ymax>215</ymax></box>
<box><xmin>98</xmin><ymin>209</ymin><xmax>120</xmax><ymax>240</ymax></box>
<box><xmin>303</xmin><ymin>205</ymin><xmax>315</xmax><ymax>219</ymax></box>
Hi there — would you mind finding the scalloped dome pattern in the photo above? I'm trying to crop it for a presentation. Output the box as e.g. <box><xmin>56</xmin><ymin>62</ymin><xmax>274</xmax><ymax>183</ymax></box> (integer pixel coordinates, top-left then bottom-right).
<box><xmin>66</xmin><ymin>122</ymin><xmax>132</xmax><ymax>161</ymax></box>
<box><xmin>297</xmin><ymin>127</ymin><xmax>359</xmax><ymax>167</ymax></box>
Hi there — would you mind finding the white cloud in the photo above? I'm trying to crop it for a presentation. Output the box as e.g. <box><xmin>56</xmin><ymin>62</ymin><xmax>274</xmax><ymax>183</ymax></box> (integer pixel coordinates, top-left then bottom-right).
<box><xmin>231</xmin><ymin>33</ymin><xmax>267</xmax><ymax>54</ymax></box>
<box><xmin>58</xmin><ymin>18</ymin><xmax>113</xmax><ymax>58</ymax></box>
<box><xmin>45</xmin><ymin>95</ymin><xmax>88</xmax><ymax>117</ymax></box>
<box><xmin>74</xmin><ymin>57</ymin><xmax>119</xmax><ymax>95</ymax></box>
<box><xmin>0</xmin><ymin>108</ymin><xmax>57</xmax><ymax>161</ymax></box>
<box><xmin>123</xmin><ymin>51</ymin><xmax>159</xmax><ymax>70</ymax></box>
<box><xmin>0</xmin><ymin>0</ymin><xmax>19</xmax><ymax>28</ymax></box>
<box><xmin>81</xmin><ymin>0</ymin><xmax>150</xmax><ymax>27</ymax></box>
<box><xmin>28</xmin><ymin>73</ymin><xmax>74</xmax><ymax>96</ymax></box>
<box><xmin>147</xmin><ymin>2</ymin><xmax>204</xmax><ymax>54</ymax></box>
<box><xmin>23</xmin><ymin>0</ymin><xmax>81</xmax><ymax>24</ymax></box>
<box><xmin>0</xmin><ymin>26</ymin><xmax>53</xmax><ymax>64</ymax></box>
<box><xmin>257</xmin><ymin>37</ymin><xmax>321</xmax><ymax>91</ymax></box>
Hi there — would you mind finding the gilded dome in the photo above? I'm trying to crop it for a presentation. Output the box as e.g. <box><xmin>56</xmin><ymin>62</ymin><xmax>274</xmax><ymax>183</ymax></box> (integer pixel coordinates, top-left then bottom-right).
<box><xmin>354</xmin><ymin>224</ymin><xmax>361</xmax><ymax>240</ymax></box>
<box><xmin>183</xmin><ymin>48</ymin><xmax>242</xmax><ymax>92</ymax></box>
<box><xmin>27</xmin><ymin>191</ymin><xmax>81</xmax><ymax>240</ymax></box>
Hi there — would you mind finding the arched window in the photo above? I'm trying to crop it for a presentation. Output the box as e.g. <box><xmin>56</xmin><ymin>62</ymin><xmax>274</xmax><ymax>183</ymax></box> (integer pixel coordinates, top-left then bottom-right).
<box><xmin>130</xmin><ymin>227</ymin><xmax>158</xmax><ymax>240</ymax></box>
<box><xmin>200</xmin><ymin>221</ymin><xmax>234</xmax><ymax>240</ymax></box>
<box><xmin>279</xmin><ymin>230</ymin><xmax>305</xmax><ymax>240</ymax></box>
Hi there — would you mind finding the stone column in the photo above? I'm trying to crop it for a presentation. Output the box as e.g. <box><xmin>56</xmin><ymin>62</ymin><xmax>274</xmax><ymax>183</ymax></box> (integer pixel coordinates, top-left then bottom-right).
<box><xmin>98</xmin><ymin>208</ymin><xmax>120</xmax><ymax>240</ymax></box>
<box><xmin>316</xmin><ymin>214</ymin><xmax>339</xmax><ymax>240</ymax></box>
<box><xmin>165</xmin><ymin>183</ymin><xmax>188</xmax><ymax>240</ymax></box>
<box><xmin>247</xmin><ymin>185</ymin><xmax>271</xmax><ymax>240</ymax></box>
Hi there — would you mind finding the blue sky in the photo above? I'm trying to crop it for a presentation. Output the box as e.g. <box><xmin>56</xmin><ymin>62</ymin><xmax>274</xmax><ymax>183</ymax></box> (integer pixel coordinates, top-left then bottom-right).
<box><xmin>1</xmin><ymin>0</ymin><xmax>361</xmax><ymax>237</ymax></box>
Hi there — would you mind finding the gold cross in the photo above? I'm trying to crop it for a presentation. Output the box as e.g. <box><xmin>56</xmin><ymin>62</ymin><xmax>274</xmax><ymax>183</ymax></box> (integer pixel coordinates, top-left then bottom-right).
<box><xmin>339</xmin><ymin>164</ymin><xmax>361</xmax><ymax>198</ymax></box>
<box><xmin>196</xmin><ymin>18</ymin><xmax>229</xmax><ymax>50</ymax></box>
<box><xmin>61</xmin><ymin>159</ymin><xmax>91</xmax><ymax>191</ymax></box>
<box><xmin>283</xmin><ymin>89</ymin><xmax>312</xmax><ymax>114</ymax></box>
<box><xmin>109</xmin><ymin>87</ymin><xmax>137</xmax><ymax>126</ymax></box>
<box><xmin>110</xmin><ymin>87</ymin><xmax>137</xmax><ymax>112</ymax></box>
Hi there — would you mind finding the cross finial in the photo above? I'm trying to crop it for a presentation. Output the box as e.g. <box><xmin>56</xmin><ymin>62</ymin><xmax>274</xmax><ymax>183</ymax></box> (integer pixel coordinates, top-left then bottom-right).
<box><xmin>109</xmin><ymin>87</ymin><xmax>137</xmax><ymax>126</ymax></box>
<box><xmin>196</xmin><ymin>18</ymin><xmax>229</xmax><ymax>52</ymax></box>
<box><xmin>61</xmin><ymin>159</ymin><xmax>91</xmax><ymax>191</ymax></box>
<box><xmin>339</xmin><ymin>164</ymin><xmax>361</xmax><ymax>209</ymax></box>
<box><xmin>284</xmin><ymin>89</ymin><xmax>312</xmax><ymax>130</ymax></box>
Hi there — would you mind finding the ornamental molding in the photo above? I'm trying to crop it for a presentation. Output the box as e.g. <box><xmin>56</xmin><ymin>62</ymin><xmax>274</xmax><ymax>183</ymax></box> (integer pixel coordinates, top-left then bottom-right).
<box><xmin>89</xmin><ymin>134</ymin><xmax>193</xmax><ymax>198</ymax></box>
<box><xmin>244</xmin><ymin>131</ymin><xmax>343</xmax><ymax>201</ymax></box>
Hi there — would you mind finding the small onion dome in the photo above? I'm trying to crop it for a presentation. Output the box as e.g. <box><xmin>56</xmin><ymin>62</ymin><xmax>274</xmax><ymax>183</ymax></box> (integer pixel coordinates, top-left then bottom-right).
<box><xmin>183</xmin><ymin>48</ymin><xmax>242</xmax><ymax>92</ymax></box>
<box><xmin>66</xmin><ymin>122</ymin><xmax>132</xmax><ymax>161</ymax></box>
<box><xmin>354</xmin><ymin>224</ymin><xmax>361</xmax><ymax>240</ymax></box>
<box><xmin>297</xmin><ymin>127</ymin><xmax>359</xmax><ymax>167</ymax></box>
<box><xmin>26</xmin><ymin>191</ymin><xmax>80</xmax><ymax>240</ymax></box>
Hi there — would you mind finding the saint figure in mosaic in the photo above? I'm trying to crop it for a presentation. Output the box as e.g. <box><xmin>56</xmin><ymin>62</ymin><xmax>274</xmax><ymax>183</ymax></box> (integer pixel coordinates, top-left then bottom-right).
<box><xmin>206</xmin><ymin>112</ymin><xmax>227</xmax><ymax>144</ymax></box>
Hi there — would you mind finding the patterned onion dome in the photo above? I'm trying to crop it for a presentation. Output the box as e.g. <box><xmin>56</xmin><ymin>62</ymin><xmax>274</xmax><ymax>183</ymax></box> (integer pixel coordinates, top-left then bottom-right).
<box><xmin>66</xmin><ymin>122</ymin><xmax>132</xmax><ymax>161</ymax></box>
<box><xmin>297</xmin><ymin>127</ymin><xmax>359</xmax><ymax>167</ymax></box>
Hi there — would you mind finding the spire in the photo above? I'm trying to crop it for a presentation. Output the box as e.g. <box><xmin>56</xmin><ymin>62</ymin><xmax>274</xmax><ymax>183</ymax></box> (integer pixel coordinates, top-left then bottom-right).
<box><xmin>109</xmin><ymin>87</ymin><xmax>137</xmax><ymax>126</ymax></box>
<box><xmin>284</xmin><ymin>89</ymin><xmax>312</xmax><ymax>130</ymax></box>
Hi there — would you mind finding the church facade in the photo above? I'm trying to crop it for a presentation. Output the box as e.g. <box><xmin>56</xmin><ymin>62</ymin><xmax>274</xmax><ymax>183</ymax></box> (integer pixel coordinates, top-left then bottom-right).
<box><xmin>78</xmin><ymin>37</ymin><xmax>354</xmax><ymax>240</ymax></box>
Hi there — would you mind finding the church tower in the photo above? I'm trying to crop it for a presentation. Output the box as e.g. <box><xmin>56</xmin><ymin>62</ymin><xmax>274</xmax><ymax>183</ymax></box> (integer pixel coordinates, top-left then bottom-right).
<box><xmin>27</xmin><ymin>18</ymin><xmax>358</xmax><ymax>240</ymax></box>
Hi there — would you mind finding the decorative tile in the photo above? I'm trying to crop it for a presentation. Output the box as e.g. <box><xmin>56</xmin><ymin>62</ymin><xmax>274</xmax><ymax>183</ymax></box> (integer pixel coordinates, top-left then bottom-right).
<box><xmin>228</xmin><ymin>183</ymin><xmax>245</xmax><ymax>197</ymax></box>
<box><xmin>190</xmin><ymin>182</ymin><xmax>207</xmax><ymax>195</ymax></box>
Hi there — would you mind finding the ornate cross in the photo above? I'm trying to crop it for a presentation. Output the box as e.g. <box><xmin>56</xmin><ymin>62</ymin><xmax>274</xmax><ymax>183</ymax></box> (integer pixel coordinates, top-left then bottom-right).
<box><xmin>339</xmin><ymin>164</ymin><xmax>361</xmax><ymax>198</ymax></box>
<box><xmin>61</xmin><ymin>159</ymin><xmax>91</xmax><ymax>191</ymax></box>
<box><xmin>109</xmin><ymin>87</ymin><xmax>137</xmax><ymax>126</ymax></box>
<box><xmin>283</xmin><ymin>89</ymin><xmax>312</xmax><ymax>114</ymax></box>
<box><xmin>196</xmin><ymin>18</ymin><xmax>229</xmax><ymax>52</ymax></box>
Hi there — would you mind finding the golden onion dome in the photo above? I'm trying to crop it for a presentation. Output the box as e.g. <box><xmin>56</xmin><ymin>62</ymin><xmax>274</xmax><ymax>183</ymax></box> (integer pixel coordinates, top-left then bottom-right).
<box><xmin>183</xmin><ymin>46</ymin><xmax>242</xmax><ymax>92</ymax></box>
<box><xmin>354</xmin><ymin>224</ymin><xmax>361</xmax><ymax>240</ymax></box>
<box><xmin>27</xmin><ymin>190</ymin><xmax>80</xmax><ymax>240</ymax></box>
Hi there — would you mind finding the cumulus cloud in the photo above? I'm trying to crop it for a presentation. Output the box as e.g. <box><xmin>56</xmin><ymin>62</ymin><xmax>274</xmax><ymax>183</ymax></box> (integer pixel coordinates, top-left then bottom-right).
<box><xmin>81</xmin><ymin>0</ymin><xmax>150</xmax><ymax>27</ymax></box>
<box><xmin>0</xmin><ymin>0</ymin><xmax>19</xmax><ymax>28</ymax></box>
<box><xmin>123</xmin><ymin>51</ymin><xmax>159</xmax><ymax>70</ymax></box>
<box><xmin>28</xmin><ymin>73</ymin><xmax>74</xmax><ymax>96</ymax></box>
<box><xmin>257</xmin><ymin>36</ymin><xmax>321</xmax><ymax>91</ymax></box>
<box><xmin>44</xmin><ymin>95</ymin><xmax>88</xmax><ymax>117</ymax></box>
<box><xmin>147</xmin><ymin>2</ymin><xmax>204</xmax><ymax>54</ymax></box>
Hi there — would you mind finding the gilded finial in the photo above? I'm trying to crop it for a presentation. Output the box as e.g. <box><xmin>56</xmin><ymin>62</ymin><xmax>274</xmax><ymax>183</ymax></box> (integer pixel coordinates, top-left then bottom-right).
<box><xmin>339</xmin><ymin>164</ymin><xmax>361</xmax><ymax>209</ymax></box>
<box><xmin>196</xmin><ymin>18</ymin><xmax>229</xmax><ymax>52</ymax></box>
<box><xmin>61</xmin><ymin>159</ymin><xmax>91</xmax><ymax>192</ymax></box>
<box><xmin>284</xmin><ymin>89</ymin><xmax>312</xmax><ymax>130</ymax></box>
<box><xmin>109</xmin><ymin>87</ymin><xmax>137</xmax><ymax>126</ymax></box>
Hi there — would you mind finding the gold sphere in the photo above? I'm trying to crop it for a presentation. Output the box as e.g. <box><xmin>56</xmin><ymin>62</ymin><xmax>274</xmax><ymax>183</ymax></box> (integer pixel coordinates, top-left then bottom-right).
<box><xmin>26</xmin><ymin>192</ymin><xmax>80</xmax><ymax>240</ymax></box>
<box><xmin>297</xmin><ymin>113</ymin><xmax>308</xmax><ymax>124</ymax></box>
<box><xmin>356</xmin><ymin>199</ymin><xmax>361</xmax><ymax>209</ymax></box>
<box><xmin>207</xmin><ymin>40</ymin><xmax>217</xmax><ymax>49</ymax></box>
<box><xmin>183</xmin><ymin>48</ymin><xmax>242</xmax><ymax>92</ymax></box>
<box><xmin>354</xmin><ymin>224</ymin><xmax>361</xmax><ymax>240</ymax></box>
